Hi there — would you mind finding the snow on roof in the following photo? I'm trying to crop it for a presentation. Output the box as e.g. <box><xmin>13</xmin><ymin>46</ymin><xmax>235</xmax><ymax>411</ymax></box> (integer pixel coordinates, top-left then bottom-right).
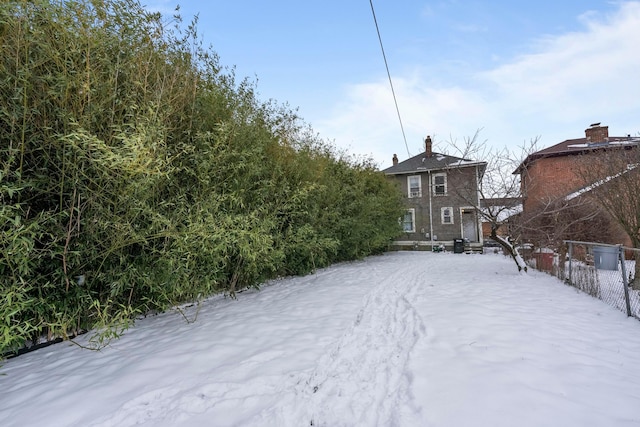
<box><xmin>609</xmin><ymin>139</ymin><xmax>640</xmax><ymax>145</ymax></box>
<box><xmin>449</xmin><ymin>159</ymin><xmax>480</xmax><ymax>166</ymax></box>
<box><xmin>382</xmin><ymin>151</ymin><xmax>487</xmax><ymax>175</ymax></box>
<box><xmin>514</xmin><ymin>136</ymin><xmax>640</xmax><ymax>174</ymax></box>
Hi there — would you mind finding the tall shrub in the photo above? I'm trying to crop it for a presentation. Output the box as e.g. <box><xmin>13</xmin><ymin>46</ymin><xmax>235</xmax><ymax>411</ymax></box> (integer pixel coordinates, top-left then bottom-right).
<box><xmin>0</xmin><ymin>0</ymin><xmax>404</xmax><ymax>355</ymax></box>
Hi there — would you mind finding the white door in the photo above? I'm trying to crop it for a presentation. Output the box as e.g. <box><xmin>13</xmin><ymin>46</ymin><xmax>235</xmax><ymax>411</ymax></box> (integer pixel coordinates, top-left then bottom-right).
<box><xmin>461</xmin><ymin>209</ymin><xmax>478</xmax><ymax>242</ymax></box>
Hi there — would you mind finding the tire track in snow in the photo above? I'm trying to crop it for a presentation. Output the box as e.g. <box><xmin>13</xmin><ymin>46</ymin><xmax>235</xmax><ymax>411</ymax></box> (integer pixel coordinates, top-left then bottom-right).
<box><xmin>261</xmin><ymin>272</ymin><xmax>427</xmax><ymax>427</ymax></box>
<box><xmin>90</xmin><ymin>254</ymin><xmax>427</xmax><ymax>427</ymax></box>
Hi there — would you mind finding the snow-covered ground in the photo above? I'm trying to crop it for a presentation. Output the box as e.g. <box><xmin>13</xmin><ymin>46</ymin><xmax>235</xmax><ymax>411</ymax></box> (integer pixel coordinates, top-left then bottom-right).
<box><xmin>2</xmin><ymin>252</ymin><xmax>640</xmax><ymax>427</ymax></box>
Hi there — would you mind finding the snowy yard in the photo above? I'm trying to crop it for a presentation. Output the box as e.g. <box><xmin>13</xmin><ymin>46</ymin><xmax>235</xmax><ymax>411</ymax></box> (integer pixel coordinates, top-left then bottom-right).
<box><xmin>2</xmin><ymin>251</ymin><xmax>640</xmax><ymax>427</ymax></box>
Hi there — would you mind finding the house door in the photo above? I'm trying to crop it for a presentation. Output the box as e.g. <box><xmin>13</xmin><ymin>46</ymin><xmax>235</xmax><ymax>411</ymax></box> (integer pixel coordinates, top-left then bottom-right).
<box><xmin>461</xmin><ymin>209</ymin><xmax>478</xmax><ymax>242</ymax></box>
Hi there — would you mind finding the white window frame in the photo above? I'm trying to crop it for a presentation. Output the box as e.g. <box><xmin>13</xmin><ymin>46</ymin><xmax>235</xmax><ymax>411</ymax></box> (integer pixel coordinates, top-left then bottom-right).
<box><xmin>407</xmin><ymin>175</ymin><xmax>422</xmax><ymax>198</ymax></box>
<box><xmin>402</xmin><ymin>208</ymin><xmax>416</xmax><ymax>232</ymax></box>
<box><xmin>441</xmin><ymin>206</ymin><xmax>453</xmax><ymax>224</ymax></box>
<box><xmin>433</xmin><ymin>172</ymin><xmax>447</xmax><ymax>196</ymax></box>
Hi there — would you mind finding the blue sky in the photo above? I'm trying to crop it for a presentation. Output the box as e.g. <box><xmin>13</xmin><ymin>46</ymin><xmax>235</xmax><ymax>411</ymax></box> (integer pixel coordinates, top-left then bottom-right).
<box><xmin>145</xmin><ymin>1</ymin><xmax>640</xmax><ymax>168</ymax></box>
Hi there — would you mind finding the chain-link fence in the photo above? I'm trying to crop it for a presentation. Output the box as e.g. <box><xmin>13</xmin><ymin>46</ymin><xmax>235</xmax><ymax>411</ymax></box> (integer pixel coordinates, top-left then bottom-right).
<box><xmin>525</xmin><ymin>241</ymin><xmax>640</xmax><ymax>320</ymax></box>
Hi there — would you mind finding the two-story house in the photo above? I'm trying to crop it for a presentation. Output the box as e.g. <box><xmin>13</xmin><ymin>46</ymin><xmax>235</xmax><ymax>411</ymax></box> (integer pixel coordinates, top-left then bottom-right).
<box><xmin>383</xmin><ymin>136</ymin><xmax>487</xmax><ymax>252</ymax></box>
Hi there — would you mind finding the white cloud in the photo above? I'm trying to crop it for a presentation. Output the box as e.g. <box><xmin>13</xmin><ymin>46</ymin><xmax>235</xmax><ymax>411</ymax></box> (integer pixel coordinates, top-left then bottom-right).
<box><xmin>317</xmin><ymin>1</ymin><xmax>640</xmax><ymax>169</ymax></box>
<box><xmin>315</xmin><ymin>77</ymin><xmax>490</xmax><ymax>168</ymax></box>
<box><xmin>452</xmin><ymin>23</ymin><xmax>488</xmax><ymax>33</ymax></box>
<box><xmin>483</xmin><ymin>2</ymin><xmax>640</xmax><ymax>115</ymax></box>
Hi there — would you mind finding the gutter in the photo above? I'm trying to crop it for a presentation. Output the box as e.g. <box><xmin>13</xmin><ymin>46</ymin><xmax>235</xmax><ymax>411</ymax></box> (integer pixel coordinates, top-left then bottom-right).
<box><xmin>428</xmin><ymin>170</ymin><xmax>434</xmax><ymax>249</ymax></box>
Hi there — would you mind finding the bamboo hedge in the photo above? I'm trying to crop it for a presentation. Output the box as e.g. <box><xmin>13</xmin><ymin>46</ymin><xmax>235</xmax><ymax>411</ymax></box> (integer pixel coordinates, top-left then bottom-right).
<box><xmin>0</xmin><ymin>0</ymin><xmax>405</xmax><ymax>354</ymax></box>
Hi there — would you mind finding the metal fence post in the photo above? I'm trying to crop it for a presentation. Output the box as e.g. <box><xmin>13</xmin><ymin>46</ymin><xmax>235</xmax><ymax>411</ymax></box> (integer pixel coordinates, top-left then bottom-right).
<box><xmin>567</xmin><ymin>241</ymin><xmax>573</xmax><ymax>286</ymax></box>
<box><xmin>618</xmin><ymin>245</ymin><xmax>632</xmax><ymax>317</ymax></box>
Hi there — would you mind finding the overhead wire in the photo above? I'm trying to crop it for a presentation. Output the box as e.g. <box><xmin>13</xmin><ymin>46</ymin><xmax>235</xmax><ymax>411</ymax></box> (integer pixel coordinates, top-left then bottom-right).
<box><xmin>369</xmin><ymin>0</ymin><xmax>411</xmax><ymax>158</ymax></box>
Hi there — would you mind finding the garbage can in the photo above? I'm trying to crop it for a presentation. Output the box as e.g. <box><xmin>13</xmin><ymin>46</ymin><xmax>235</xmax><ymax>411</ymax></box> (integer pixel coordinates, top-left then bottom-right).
<box><xmin>453</xmin><ymin>238</ymin><xmax>464</xmax><ymax>254</ymax></box>
<box><xmin>593</xmin><ymin>245</ymin><xmax>618</xmax><ymax>270</ymax></box>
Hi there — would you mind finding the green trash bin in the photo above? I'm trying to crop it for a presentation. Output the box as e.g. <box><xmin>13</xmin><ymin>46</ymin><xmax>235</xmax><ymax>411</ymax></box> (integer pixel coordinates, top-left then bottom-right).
<box><xmin>593</xmin><ymin>245</ymin><xmax>618</xmax><ymax>270</ymax></box>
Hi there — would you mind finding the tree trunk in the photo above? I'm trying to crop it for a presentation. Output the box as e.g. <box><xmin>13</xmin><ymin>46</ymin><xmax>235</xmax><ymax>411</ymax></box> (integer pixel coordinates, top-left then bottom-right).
<box><xmin>490</xmin><ymin>229</ymin><xmax>528</xmax><ymax>272</ymax></box>
<box><xmin>557</xmin><ymin>244</ymin><xmax>567</xmax><ymax>281</ymax></box>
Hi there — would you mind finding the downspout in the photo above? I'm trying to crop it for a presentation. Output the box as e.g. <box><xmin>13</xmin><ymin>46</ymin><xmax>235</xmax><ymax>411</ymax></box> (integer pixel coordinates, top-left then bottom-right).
<box><xmin>476</xmin><ymin>164</ymin><xmax>483</xmax><ymax>244</ymax></box>
<box><xmin>428</xmin><ymin>170</ymin><xmax>434</xmax><ymax>249</ymax></box>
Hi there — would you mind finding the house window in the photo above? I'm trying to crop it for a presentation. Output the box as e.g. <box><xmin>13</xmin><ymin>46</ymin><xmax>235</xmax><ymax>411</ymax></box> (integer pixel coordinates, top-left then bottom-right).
<box><xmin>433</xmin><ymin>173</ymin><xmax>447</xmax><ymax>196</ymax></box>
<box><xmin>402</xmin><ymin>209</ymin><xmax>416</xmax><ymax>232</ymax></box>
<box><xmin>407</xmin><ymin>175</ymin><xmax>421</xmax><ymax>198</ymax></box>
<box><xmin>441</xmin><ymin>207</ymin><xmax>453</xmax><ymax>224</ymax></box>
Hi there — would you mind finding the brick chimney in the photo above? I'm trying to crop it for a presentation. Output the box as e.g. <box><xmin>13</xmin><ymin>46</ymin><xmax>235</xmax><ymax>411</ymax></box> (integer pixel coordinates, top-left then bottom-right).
<box><xmin>392</xmin><ymin>154</ymin><xmax>398</xmax><ymax>166</ymax></box>
<box><xmin>425</xmin><ymin>136</ymin><xmax>433</xmax><ymax>157</ymax></box>
<box><xmin>585</xmin><ymin>123</ymin><xmax>609</xmax><ymax>144</ymax></box>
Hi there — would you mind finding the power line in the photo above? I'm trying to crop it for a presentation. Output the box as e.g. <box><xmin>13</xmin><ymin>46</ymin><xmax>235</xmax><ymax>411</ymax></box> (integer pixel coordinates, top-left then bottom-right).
<box><xmin>369</xmin><ymin>0</ymin><xmax>411</xmax><ymax>158</ymax></box>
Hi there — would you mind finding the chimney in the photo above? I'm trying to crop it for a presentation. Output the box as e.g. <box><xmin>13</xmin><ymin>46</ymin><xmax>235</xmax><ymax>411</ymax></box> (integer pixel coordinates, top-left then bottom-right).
<box><xmin>585</xmin><ymin>123</ymin><xmax>609</xmax><ymax>144</ymax></box>
<box><xmin>392</xmin><ymin>154</ymin><xmax>398</xmax><ymax>166</ymax></box>
<box><xmin>425</xmin><ymin>136</ymin><xmax>433</xmax><ymax>157</ymax></box>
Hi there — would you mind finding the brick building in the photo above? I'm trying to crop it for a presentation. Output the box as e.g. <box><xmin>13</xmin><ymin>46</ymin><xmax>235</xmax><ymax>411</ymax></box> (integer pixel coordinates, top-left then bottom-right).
<box><xmin>513</xmin><ymin>123</ymin><xmax>639</xmax><ymax>245</ymax></box>
<box><xmin>514</xmin><ymin>123</ymin><xmax>630</xmax><ymax>211</ymax></box>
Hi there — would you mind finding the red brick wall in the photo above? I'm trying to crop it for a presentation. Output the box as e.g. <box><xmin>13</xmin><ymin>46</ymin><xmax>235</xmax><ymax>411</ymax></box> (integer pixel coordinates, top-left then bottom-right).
<box><xmin>522</xmin><ymin>155</ymin><xmax>588</xmax><ymax>212</ymax></box>
<box><xmin>521</xmin><ymin>153</ymin><xmax>632</xmax><ymax>247</ymax></box>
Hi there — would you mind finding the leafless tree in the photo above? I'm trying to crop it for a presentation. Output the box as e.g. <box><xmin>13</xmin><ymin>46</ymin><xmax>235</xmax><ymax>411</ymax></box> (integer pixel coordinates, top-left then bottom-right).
<box><xmin>441</xmin><ymin>130</ymin><xmax>534</xmax><ymax>271</ymax></box>
<box><xmin>517</xmin><ymin>193</ymin><xmax>620</xmax><ymax>272</ymax></box>
<box><xmin>575</xmin><ymin>139</ymin><xmax>640</xmax><ymax>288</ymax></box>
<box><xmin>442</xmin><ymin>130</ymin><xmax>612</xmax><ymax>273</ymax></box>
